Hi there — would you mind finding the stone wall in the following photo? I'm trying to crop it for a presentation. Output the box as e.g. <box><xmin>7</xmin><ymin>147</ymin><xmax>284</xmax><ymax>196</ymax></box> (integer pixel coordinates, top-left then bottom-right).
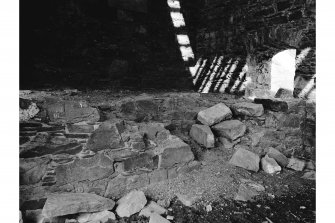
<box><xmin>194</xmin><ymin>0</ymin><xmax>315</xmax><ymax>97</ymax></box>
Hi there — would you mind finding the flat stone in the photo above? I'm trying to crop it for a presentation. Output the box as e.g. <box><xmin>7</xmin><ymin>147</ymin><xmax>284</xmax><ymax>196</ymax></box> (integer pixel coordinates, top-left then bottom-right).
<box><xmin>189</xmin><ymin>124</ymin><xmax>215</xmax><ymax>148</ymax></box>
<box><xmin>86</xmin><ymin>120</ymin><xmax>124</xmax><ymax>152</ymax></box>
<box><xmin>301</xmin><ymin>171</ymin><xmax>315</xmax><ymax>180</ymax></box>
<box><xmin>66</xmin><ymin>124</ymin><xmax>95</xmax><ymax>133</ymax></box>
<box><xmin>116</xmin><ymin>190</ymin><xmax>147</xmax><ymax>217</ymax></box>
<box><xmin>139</xmin><ymin>201</ymin><xmax>167</xmax><ymax>217</ymax></box>
<box><xmin>42</xmin><ymin>193</ymin><xmax>115</xmax><ymax>218</ymax></box>
<box><xmin>77</xmin><ymin>210</ymin><xmax>116</xmax><ymax>223</ymax></box>
<box><xmin>104</xmin><ymin>175</ymin><xmax>128</xmax><ymax>199</ymax></box>
<box><xmin>55</xmin><ymin>153</ymin><xmax>114</xmax><ymax>184</ymax></box>
<box><xmin>261</xmin><ymin>155</ymin><xmax>281</xmax><ymax>174</ymax></box>
<box><xmin>287</xmin><ymin>158</ymin><xmax>305</xmax><ymax>171</ymax></box>
<box><xmin>20</xmin><ymin>157</ymin><xmax>50</xmax><ymax>185</ymax></box>
<box><xmin>231</xmin><ymin>102</ymin><xmax>264</xmax><ymax>117</ymax></box>
<box><xmin>254</xmin><ymin>98</ymin><xmax>288</xmax><ymax>112</ymax></box>
<box><xmin>123</xmin><ymin>153</ymin><xmax>157</xmax><ymax>172</ymax></box>
<box><xmin>235</xmin><ymin>183</ymin><xmax>262</xmax><ymax>202</ymax></box>
<box><xmin>197</xmin><ymin>103</ymin><xmax>232</xmax><ymax>126</ymax></box>
<box><xmin>212</xmin><ymin>120</ymin><xmax>246</xmax><ymax>141</ymax></box>
<box><xmin>267</xmin><ymin>147</ymin><xmax>289</xmax><ymax>167</ymax></box>
<box><xmin>305</xmin><ymin>161</ymin><xmax>315</xmax><ymax>170</ymax></box>
<box><xmin>149</xmin><ymin>169</ymin><xmax>168</xmax><ymax>184</ymax></box>
<box><xmin>176</xmin><ymin>193</ymin><xmax>198</xmax><ymax>207</ymax></box>
<box><xmin>149</xmin><ymin>213</ymin><xmax>171</xmax><ymax>223</ymax></box>
<box><xmin>20</xmin><ymin>142</ymin><xmax>83</xmax><ymax>159</ymax></box>
<box><xmin>229</xmin><ymin>148</ymin><xmax>260</xmax><ymax>172</ymax></box>
<box><xmin>158</xmin><ymin>135</ymin><xmax>194</xmax><ymax>168</ymax></box>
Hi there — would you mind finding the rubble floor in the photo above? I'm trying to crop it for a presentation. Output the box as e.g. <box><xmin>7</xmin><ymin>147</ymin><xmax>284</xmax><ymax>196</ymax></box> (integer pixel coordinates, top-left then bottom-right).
<box><xmin>20</xmin><ymin>89</ymin><xmax>316</xmax><ymax>223</ymax></box>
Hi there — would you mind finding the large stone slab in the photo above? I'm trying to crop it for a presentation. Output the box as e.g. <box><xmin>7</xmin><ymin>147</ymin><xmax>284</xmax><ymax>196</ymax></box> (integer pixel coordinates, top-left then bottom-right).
<box><xmin>229</xmin><ymin>148</ymin><xmax>260</xmax><ymax>172</ymax></box>
<box><xmin>197</xmin><ymin>103</ymin><xmax>232</xmax><ymax>126</ymax></box>
<box><xmin>231</xmin><ymin>102</ymin><xmax>264</xmax><ymax>117</ymax></box>
<box><xmin>45</xmin><ymin>100</ymin><xmax>100</xmax><ymax>124</ymax></box>
<box><xmin>55</xmin><ymin>153</ymin><xmax>114</xmax><ymax>185</ymax></box>
<box><xmin>157</xmin><ymin>135</ymin><xmax>194</xmax><ymax>168</ymax></box>
<box><xmin>86</xmin><ymin>120</ymin><xmax>124</xmax><ymax>152</ymax></box>
<box><xmin>189</xmin><ymin>124</ymin><xmax>214</xmax><ymax>148</ymax></box>
<box><xmin>42</xmin><ymin>193</ymin><xmax>115</xmax><ymax>218</ymax></box>
<box><xmin>116</xmin><ymin>190</ymin><xmax>147</xmax><ymax>217</ymax></box>
<box><xmin>211</xmin><ymin>120</ymin><xmax>246</xmax><ymax>141</ymax></box>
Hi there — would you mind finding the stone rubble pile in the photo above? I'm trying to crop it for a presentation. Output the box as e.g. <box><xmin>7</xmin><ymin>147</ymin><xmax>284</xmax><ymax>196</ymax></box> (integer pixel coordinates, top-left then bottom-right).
<box><xmin>19</xmin><ymin>91</ymin><xmax>316</xmax><ymax>218</ymax></box>
<box><xmin>21</xmin><ymin>190</ymin><xmax>173</xmax><ymax>223</ymax></box>
<box><xmin>190</xmin><ymin>101</ymin><xmax>315</xmax><ymax>186</ymax></box>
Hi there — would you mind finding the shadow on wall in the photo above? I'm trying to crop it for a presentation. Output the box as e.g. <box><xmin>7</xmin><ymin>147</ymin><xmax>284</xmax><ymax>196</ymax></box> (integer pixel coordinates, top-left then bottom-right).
<box><xmin>190</xmin><ymin>56</ymin><xmax>248</xmax><ymax>94</ymax></box>
<box><xmin>167</xmin><ymin>0</ymin><xmax>315</xmax><ymax>97</ymax></box>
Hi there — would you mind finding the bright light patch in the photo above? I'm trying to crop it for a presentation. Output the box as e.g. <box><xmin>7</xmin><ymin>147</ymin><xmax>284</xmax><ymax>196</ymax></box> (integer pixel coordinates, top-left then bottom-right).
<box><xmin>170</xmin><ymin>12</ymin><xmax>186</xmax><ymax>28</ymax></box>
<box><xmin>190</xmin><ymin>58</ymin><xmax>207</xmax><ymax>85</ymax></box>
<box><xmin>179</xmin><ymin>46</ymin><xmax>194</xmax><ymax>61</ymax></box>
<box><xmin>167</xmin><ymin>0</ymin><xmax>181</xmax><ymax>9</ymax></box>
<box><xmin>230</xmin><ymin>64</ymin><xmax>248</xmax><ymax>93</ymax></box>
<box><xmin>177</xmin><ymin>34</ymin><xmax>190</xmax><ymax>45</ymax></box>
<box><xmin>298</xmin><ymin>75</ymin><xmax>315</xmax><ymax>98</ymax></box>
<box><xmin>200</xmin><ymin>56</ymin><xmax>224</xmax><ymax>93</ymax></box>
<box><xmin>296</xmin><ymin>47</ymin><xmax>311</xmax><ymax>68</ymax></box>
<box><xmin>271</xmin><ymin>49</ymin><xmax>296</xmax><ymax>96</ymax></box>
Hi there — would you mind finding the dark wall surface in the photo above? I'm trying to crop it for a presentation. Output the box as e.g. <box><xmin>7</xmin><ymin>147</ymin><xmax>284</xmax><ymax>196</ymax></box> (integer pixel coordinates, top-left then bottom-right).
<box><xmin>20</xmin><ymin>0</ymin><xmax>194</xmax><ymax>90</ymax></box>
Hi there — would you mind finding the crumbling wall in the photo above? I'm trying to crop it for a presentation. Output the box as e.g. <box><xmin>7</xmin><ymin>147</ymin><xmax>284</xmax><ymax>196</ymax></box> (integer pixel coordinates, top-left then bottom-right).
<box><xmin>194</xmin><ymin>0</ymin><xmax>315</xmax><ymax>97</ymax></box>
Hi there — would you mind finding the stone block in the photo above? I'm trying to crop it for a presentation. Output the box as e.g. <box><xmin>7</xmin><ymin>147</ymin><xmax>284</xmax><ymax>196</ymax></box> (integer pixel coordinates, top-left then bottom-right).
<box><xmin>190</xmin><ymin>124</ymin><xmax>215</xmax><ymax>148</ymax></box>
<box><xmin>212</xmin><ymin>120</ymin><xmax>246</xmax><ymax>141</ymax></box>
<box><xmin>20</xmin><ymin>157</ymin><xmax>50</xmax><ymax>185</ymax></box>
<box><xmin>104</xmin><ymin>175</ymin><xmax>128</xmax><ymax>199</ymax></box>
<box><xmin>116</xmin><ymin>190</ymin><xmax>147</xmax><ymax>218</ymax></box>
<box><xmin>55</xmin><ymin>153</ymin><xmax>114</xmax><ymax>185</ymax></box>
<box><xmin>139</xmin><ymin>201</ymin><xmax>167</xmax><ymax>217</ymax></box>
<box><xmin>42</xmin><ymin>193</ymin><xmax>115</xmax><ymax>218</ymax></box>
<box><xmin>86</xmin><ymin>120</ymin><xmax>124</xmax><ymax>152</ymax></box>
<box><xmin>267</xmin><ymin>147</ymin><xmax>289</xmax><ymax>167</ymax></box>
<box><xmin>229</xmin><ymin>148</ymin><xmax>260</xmax><ymax>172</ymax></box>
<box><xmin>261</xmin><ymin>155</ymin><xmax>281</xmax><ymax>174</ymax></box>
<box><xmin>158</xmin><ymin>136</ymin><xmax>194</xmax><ymax>168</ymax></box>
<box><xmin>231</xmin><ymin>102</ymin><xmax>264</xmax><ymax>117</ymax></box>
<box><xmin>197</xmin><ymin>103</ymin><xmax>232</xmax><ymax>126</ymax></box>
<box><xmin>287</xmin><ymin>158</ymin><xmax>305</xmax><ymax>171</ymax></box>
<box><xmin>123</xmin><ymin>153</ymin><xmax>157</xmax><ymax>172</ymax></box>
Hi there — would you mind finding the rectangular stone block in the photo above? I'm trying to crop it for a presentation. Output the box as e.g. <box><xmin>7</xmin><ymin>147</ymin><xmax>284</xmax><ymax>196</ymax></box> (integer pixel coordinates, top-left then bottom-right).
<box><xmin>197</xmin><ymin>103</ymin><xmax>232</xmax><ymax>126</ymax></box>
<box><xmin>190</xmin><ymin>124</ymin><xmax>215</xmax><ymax>148</ymax></box>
